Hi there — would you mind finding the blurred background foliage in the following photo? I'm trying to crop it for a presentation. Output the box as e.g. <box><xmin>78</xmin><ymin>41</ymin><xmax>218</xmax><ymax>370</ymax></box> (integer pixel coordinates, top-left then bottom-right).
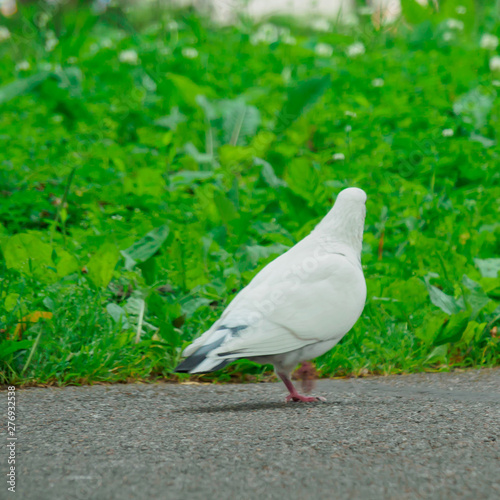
<box><xmin>0</xmin><ymin>0</ymin><xmax>499</xmax><ymax>385</ymax></box>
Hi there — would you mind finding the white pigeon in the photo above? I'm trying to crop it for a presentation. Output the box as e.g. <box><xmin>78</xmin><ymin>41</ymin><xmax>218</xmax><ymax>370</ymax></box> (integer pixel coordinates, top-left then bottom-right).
<box><xmin>175</xmin><ymin>187</ymin><xmax>367</xmax><ymax>402</ymax></box>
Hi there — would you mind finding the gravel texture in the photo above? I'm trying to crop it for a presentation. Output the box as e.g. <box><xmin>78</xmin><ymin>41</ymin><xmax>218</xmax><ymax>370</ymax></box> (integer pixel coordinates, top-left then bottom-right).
<box><xmin>2</xmin><ymin>368</ymin><xmax>499</xmax><ymax>500</ymax></box>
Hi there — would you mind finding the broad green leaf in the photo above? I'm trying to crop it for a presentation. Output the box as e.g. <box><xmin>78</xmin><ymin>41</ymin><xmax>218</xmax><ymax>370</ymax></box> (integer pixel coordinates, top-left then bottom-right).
<box><xmin>2</xmin><ymin>293</ymin><xmax>19</xmax><ymax>312</ymax></box>
<box><xmin>433</xmin><ymin>310</ymin><xmax>470</xmax><ymax>346</ymax></box>
<box><xmin>475</xmin><ymin>258</ymin><xmax>500</xmax><ymax>278</ymax></box>
<box><xmin>220</xmin><ymin>98</ymin><xmax>261</xmax><ymax>145</ymax></box>
<box><xmin>86</xmin><ymin>243</ymin><xmax>120</xmax><ymax>289</ymax></box>
<box><xmin>414</xmin><ymin>312</ymin><xmax>449</xmax><ymax>344</ymax></box>
<box><xmin>424</xmin><ymin>274</ymin><xmax>463</xmax><ymax>315</ymax></box>
<box><xmin>2</xmin><ymin>234</ymin><xmax>54</xmax><ymax>282</ymax></box>
<box><xmin>124</xmin><ymin>292</ymin><xmax>146</xmax><ymax>316</ymax></box>
<box><xmin>276</xmin><ymin>75</ymin><xmax>331</xmax><ymax>134</ymax></box>
<box><xmin>0</xmin><ymin>340</ymin><xmax>34</xmax><ymax>360</ymax></box>
<box><xmin>461</xmin><ymin>321</ymin><xmax>487</xmax><ymax>345</ymax></box>
<box><xmin>425</xmin><ymin>345</ymin><xmax>448</xmax><ymax>364</ymax></box>
<box><xmin>213</xmin><ymin>190</ymin><xmax>239</xmax><ymax>224</ymax></box>
<box><xmin>53</xmin><ymin>248</ymin><xmax>79</xmax><ymax>278</ymax></box>
<box><xmin>285</xmin><ymin>158</ymin><xmax>319</xmax><ymax>202</ymax></box>
<box><xmin>106</xmin><ymin>303</ymin><xmax>130</xmax><ymax>329</ymax></box>
<box><xmin>121</xmin><ymin>225</ymin><xmax>170</xmax><ymax>271</ymax></box>
<box><xmin>0</xmin><ymin>72</ymin><xmax>50</xmax><ymax>104</ymax></box>
<box><xmin>167</xmin><ymin>73</ymin><xmax>214</xmax><ymax>107</ymax></box>
<box><xmin>219</xmin><ymin>145</ymin><xmax>253</xmax><ymax>166</ymax></box>
<box><xmin>180</xmin><ymin>297</ymin><xmax>211</xmax><ymax>316</ymax></box>
<box><xmin>462</xmin><ymin>275</ymin><xmax>490</xmax><ymax>318</ymax></box>
<box><xmin>123</xmin><ymin>168</ymin><xmax>166</xmax><ymax>198</ymax></box>
<box><xmin>124</xmin><ymin>292</ymin><xmax>156</xmax><ymax>337</ymax></box>
<box><xmin>169</xmin><ymin>170</ymin><xmax>215</xmax><ymax>189</ymax></box>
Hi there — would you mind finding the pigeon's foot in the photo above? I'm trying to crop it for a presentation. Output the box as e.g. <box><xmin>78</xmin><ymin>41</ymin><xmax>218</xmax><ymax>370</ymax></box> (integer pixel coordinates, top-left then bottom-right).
<box><xmin>285</xmin><ymin>393</ymin><xmax>326</xmax><ymax>403</ymax></box>
<box><xmin>278</xmin><ymin>371</ymin><xmax>326</xmax><ymax>403</ymax></box>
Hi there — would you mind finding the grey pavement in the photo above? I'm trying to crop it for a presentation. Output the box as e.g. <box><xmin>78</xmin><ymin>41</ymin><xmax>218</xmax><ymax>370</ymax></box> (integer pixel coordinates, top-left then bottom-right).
<box><xmin>2</xmin><ymin>369</ymin><xmax>500</xmax><ymax>500</ymax></box>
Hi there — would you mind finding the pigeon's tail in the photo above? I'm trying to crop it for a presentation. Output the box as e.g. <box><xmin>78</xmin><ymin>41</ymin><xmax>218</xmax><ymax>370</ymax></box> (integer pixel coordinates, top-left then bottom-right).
<box><xmin>174</xmin><ymin>354</ymin><xmax>231</xmax><ymax>374</ymax></box>
<box><xmin>174</xmin><ymin>326</ymin><xmax>243</xmax><ymax>374</ymax></box>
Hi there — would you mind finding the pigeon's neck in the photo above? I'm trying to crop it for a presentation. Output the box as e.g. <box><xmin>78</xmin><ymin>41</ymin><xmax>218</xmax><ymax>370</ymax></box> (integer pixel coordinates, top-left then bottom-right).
<box><xmin>313</xmin><ymin>204</ymin><xmax>365</xmax><ymax>259</ymax></box>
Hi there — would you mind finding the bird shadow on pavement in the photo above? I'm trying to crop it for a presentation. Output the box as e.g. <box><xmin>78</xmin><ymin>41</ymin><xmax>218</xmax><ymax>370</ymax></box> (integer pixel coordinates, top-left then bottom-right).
<box><xmin>172</xmin><ymin>400</ymin><xmax>341</xmax><ymax>414</ymax></box>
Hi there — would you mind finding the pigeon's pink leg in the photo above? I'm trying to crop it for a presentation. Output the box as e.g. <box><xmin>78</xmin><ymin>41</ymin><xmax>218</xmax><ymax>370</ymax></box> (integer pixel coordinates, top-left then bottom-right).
<box><xmin>278</xmin><ymin>373</ymin><xmax>326</xmax><ymax>403</ymax></box>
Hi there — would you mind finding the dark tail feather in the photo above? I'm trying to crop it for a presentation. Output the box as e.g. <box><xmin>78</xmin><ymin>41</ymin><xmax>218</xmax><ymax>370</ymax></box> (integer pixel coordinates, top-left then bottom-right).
<box><xmin>174</xmin><ymin>357</ymin><xmax>231</xmax><ymax>374</ymax></box>
<box><xmin>174</xmin><ymin>336</ymin><xmax>229</xmax><ymax>374</ymax></box>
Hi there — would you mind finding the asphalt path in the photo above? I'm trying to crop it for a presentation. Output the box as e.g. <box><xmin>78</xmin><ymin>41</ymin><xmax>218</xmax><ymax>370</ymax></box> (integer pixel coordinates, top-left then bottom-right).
<box><xmin>2</xmin><ymin>369</ymin><xmax>499</xmax><ymax>500</ymax></box>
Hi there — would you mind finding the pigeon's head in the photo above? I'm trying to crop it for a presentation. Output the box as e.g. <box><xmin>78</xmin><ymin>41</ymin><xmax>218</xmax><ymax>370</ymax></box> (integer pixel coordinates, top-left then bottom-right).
<box><xmin>333</xmin><ymin>188</ymin><xmax>367</xmax><ymax>222</ymax></box>
<box><xmin>315</xmin><ymin>187</ymin><xmax>367</xmax><ymax>256</ymax></box>
<box><xmin>335</xmin><ymin>187</ymin><xmax>367</xmax><ymax>205</ymax></box>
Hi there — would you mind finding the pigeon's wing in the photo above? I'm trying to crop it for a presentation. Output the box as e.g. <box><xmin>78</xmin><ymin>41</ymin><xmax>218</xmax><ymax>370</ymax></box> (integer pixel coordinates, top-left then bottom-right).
<box><xmin>186</xmin><ymin>252</ymin><xmax>365</xmax><ymax>364</ymax></box>
<box><xmin>217</xmin><ymin>256</ymin><xmax>365</xmax><ymax>358</ymax></box>
<box><xmin>182</xmin><ymin>239</ymin><xmax>298</xmax><ymax>357</ymax></box>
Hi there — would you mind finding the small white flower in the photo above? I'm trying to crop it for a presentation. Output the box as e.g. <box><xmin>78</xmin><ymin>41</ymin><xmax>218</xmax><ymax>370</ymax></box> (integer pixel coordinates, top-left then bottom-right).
<box><xmin>35</xmin><ymin>12</ymin><xmax>50</xmax><ymax>28</ymax></box>
<box><xmin>346</xmin><ymin>42</ymin><xmax>365</xmax><ymax>57</ymax></box>
<box><xmin>345</xmin><ymin>125</ymin><xmax>352</xmax><ymax>132</ymax></box>
<box><xmin>93</xmin><ymin>0</ymin><xmax>110</xmax><ymax>14</ymax></box>
<box><xmin>111</xmin><ymin>214</ymin><xmax>123</xmax><ymax>221</ymax></box>
<box><xmin>490</xmin><ymin>56</ymin><xmax>500</xmax><ymax>72</ymax></box>
<box><xmin>447</xmin><ymin>19</ymin><xmax>464</xmax><ymax>30</ymax></box>
<box><xmin>442</xmin><ymin>129</ymin><xmax>454</xmax><ymax>137</ymax></box>
<box><xmin>492</xmin><ymin>80</ymin><xmax>500</xmax><ymax>87</ymax></box>
<box><xmin>345</xmin><ymin>110</ymin><xmax>357</xmax><ymax>118</ymax></box>
<box><xmin>45</xmin><ymin>36</ymin><xmax>59</xmax><ymax>52</ymax></box>
<box><xmin>167</xmin><ymin>20</ymin><xmax>178</xmax><ymax>31</ymax></box>
<box><xmin>119</xmin><ymin>49</ymin><xmax>139</xmax><ymax>65</ymax></box>
<box><xmin>0</xmin><ymin>26</ymin><xmax>11</xmax><ymax>42</ymax></box>
<box><xmin>443</xmin><ymin>31</ymin><xmax>454</xmax><ymax>42</ymax></box>
<box><xmin>480</xmin><ymin>34</ymin><xmax>499</xmax><ymax>50</ymax></box>
<box><xmin>16</xmin><ymin>61</ymin><xmax>30</xmax><ymax>71</ymax></box>
<box><xmin>250</xmin><ymin>23</ymin><xmax>279</xmax><ymax>45</ymax></box>
<box><xmin>315</xmin><ymin>43</ymin><xmax>333</xmax><ymax>57</ymax></box>
<box><xmin>1</xmin><ymin>0</ymin><xmax>17</xmax><ymax>17</ymax></box>
<box><xmin>333</xmin><ymin>153</ymin><xmax>345</xmax><ymax>161</ymax></box>
<box><xmin>182</xmin><ymin>47</ymin><xmax>198</xmax><ymax>59</ymax></box>
<box><xmin>372</xmin><ymin>78</ymin><xmax>384</xmax><ymax>87</ymax></box>
<box><xmin>455</xmin><ymin>6</ymin><xmax>467</xmax><ymax>15</ymax></box>
<box><xmin>311</xmin><ymin>19</ymin><xmax>330</xmax><ymax>32</ymax></box>
<box><xmin>278</xmin><ymin>27</ymin><xmax>296</xmax><ymax>45</ymax></box>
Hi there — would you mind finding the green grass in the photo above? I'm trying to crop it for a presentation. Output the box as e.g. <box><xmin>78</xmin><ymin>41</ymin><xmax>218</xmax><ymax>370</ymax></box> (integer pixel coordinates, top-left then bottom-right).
<box><xmin>0</xmin><ymin>1</ymin><xmax>499</xmax><ymax>386</ymax></box>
